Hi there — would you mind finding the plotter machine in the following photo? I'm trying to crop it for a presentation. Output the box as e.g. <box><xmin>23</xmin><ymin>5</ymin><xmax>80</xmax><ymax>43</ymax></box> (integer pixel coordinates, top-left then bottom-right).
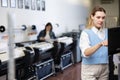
<box><xmin>16</xmin><ymin>41</ymin><xmax>55</xmax><ymax>80</ymax></box>
<box><xmin>0</xmin><ymin>41</ymin><xmax>55</xmax><ymax>80</ymax></box>
<box><xmin>0</xmin><ymin>37</ymin><xmax>74</xmax><ymax>79</ymax></box>
<box><xmin>52</xmin><ymin>36</ymin><xmax>74</xmax><ymax>72</ymax></box>
<box><xmin>0</xmin><ymin>47</ymin><xmax>25</xmax><ymax>79</ymax></box>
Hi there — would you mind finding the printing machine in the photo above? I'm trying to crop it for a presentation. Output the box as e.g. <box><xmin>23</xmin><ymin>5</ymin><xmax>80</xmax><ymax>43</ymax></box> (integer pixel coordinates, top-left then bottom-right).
<box><xmin>0</xmin><ymin>41</ymin><xmax>55</xmax><ymax>80</ymax></box>
<box><xmin>0</xmin><ymin>47</ymin><xmax>26</xmax><ymax>79</ymax></box>
<box><xmin>52</xmin><ymin>36</ymin><xmax>74</xmax><ymax>72</ymax></box>
<box><xmin>29</xmin><ymin>42</ymin><xmax>54</xmax><ymax>62</ymax></box>
<box><xmin>0</xmin><ymin>37</ymin><xmax>75</xmax><ymax>79</ymax></box>
<box><xmin>62</xmin><ymin>31</ymin><xmax>82</xmax><ymax>63</ymax></box>
<box><xmin>16</xmin><ymin>41</ymin><xmax>55</xmax><ymax>80</ymax></box>
<box><xmin>16</xmin><ymin>41</ymin><xmax>54</xmax><ymax>63</ymax></box>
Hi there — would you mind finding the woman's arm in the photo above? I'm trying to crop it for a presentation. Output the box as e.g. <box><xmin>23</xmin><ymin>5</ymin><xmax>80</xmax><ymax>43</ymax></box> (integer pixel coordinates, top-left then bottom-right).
<box><xmin>52</xmin><ymin>32</ymin><xmax>56</xmax><ymax>39</ymax></box>
<box><xmin>80</xmin><ymin>31</ymin><xmax>108</xmax><ymax>57</ymax></box>
<box><xmin>37</xmin><ymin>30</ymin><xmax>45</xmax><ymax>41</ymax></box>
<box><xmin>50</xmin><ymin>31</ymin><xmax>56</xmax><ymax>39</ymax></box>
<box><xmin>84</xmin><ymin>40</ymin><xmax>108</xmax><ymax>56</ymax></box>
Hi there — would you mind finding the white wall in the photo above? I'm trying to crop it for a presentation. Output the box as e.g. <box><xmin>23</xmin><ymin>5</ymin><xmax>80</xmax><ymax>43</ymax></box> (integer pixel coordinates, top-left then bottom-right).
<box><xmin>0</xmin><ymin>0</ymin><xmax>90</xmax><ymax>43</ymax></box>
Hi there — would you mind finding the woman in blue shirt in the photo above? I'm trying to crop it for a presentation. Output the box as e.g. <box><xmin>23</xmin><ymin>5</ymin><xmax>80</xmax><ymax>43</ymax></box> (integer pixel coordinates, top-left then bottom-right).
<box><xmin>37</xmin><ymin>22</ymin><xmax>56</xmax><ymax>42</ymax></box>
<box><xmin>80</xmin><ymin>6</ymin><xmax>108</xmax><ymax>80</ymax></box>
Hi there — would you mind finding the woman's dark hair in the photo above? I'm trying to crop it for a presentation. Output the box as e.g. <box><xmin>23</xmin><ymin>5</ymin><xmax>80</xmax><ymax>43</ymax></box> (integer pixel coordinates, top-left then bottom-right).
<box><xmin>43</xmin><ymin>22</ymin><xmax>53</xmax><ymax>36</ymax></box>
<box><xmin>44</xmin><ymin>22</ymin><xmax>53</xmax><ymax>31</ymax></box>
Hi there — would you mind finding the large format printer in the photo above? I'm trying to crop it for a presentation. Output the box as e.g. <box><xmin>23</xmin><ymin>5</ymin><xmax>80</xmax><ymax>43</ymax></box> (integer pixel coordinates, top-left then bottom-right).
<box><xmin>24</xmin><ymin>42</ymin><xmax>54</xmax><ymax>62</ymax></box>
<box><xmin>0</xmin><ymin>36</ymin><xmax>76</xmax><ymax>79</ymax></box>
<box><xmin>62</xmin><ymin>31</ymin><xmax>82</xmax><ymax>63</ymax></box>
<box><xmin>52</xmin><ymin>36</ymin><xmax>74</xmax><ymax>72</ymax></box>
<box><xmin>0</xmin><ymin>47</ymin><xmax>26</xmax><ymax>79</ymax></box>
<box><xmin>16</xmin><ymin>41</ymin><xmax>55</xmax><ymax>80</ymax></box>
<box><xmin>0</xmin><ymin>41</ymin><xmax>55</xmax><ymax>80</ymax></box>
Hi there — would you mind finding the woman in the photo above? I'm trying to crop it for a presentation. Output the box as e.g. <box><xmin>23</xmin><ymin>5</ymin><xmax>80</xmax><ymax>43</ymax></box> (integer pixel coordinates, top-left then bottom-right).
<box><xmin>37</xmin><ymin>22</ymin><xmax>56</xmax><ymax>42</ymax></box>
<box><xmin>79</xmin><ymin>6</ymin><xmax>109</xmax><ymax>80</ymax></box>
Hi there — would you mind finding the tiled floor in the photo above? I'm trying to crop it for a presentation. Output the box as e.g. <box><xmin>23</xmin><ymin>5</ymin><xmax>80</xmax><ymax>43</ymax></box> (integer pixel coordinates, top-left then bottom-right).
<box><xmin>46</xmin><ymin>62</ymin><xmax>81</xmax><ymax>80</ymax></box>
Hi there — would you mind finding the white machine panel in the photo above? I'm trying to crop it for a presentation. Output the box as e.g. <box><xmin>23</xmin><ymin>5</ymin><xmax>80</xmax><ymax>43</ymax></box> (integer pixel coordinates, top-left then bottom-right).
<box><xmin>28</xmin><ymin>42</ymin><xmax>53</xmax><ymax>51</ymax></box>
<box><xmin>57</xmin><ymin>36</ymin><xmax>73</xmax><ymax>45</ymax></box>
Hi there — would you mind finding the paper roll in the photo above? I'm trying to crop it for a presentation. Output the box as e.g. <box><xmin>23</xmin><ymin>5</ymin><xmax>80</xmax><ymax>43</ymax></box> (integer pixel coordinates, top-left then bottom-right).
<box><xmin>0</xmin><ymin>25</ymin><xmax>6</xmax><ymax>32</ymax></box>
<box><xmin>14</xmin><ymin>25</ymin><xmax>27</xmax><ymax>30</ymax></box>
<box><xmin>31</xmin><ymin>25</ymin><xmax>36</xmax><ymax>30</ymax></box>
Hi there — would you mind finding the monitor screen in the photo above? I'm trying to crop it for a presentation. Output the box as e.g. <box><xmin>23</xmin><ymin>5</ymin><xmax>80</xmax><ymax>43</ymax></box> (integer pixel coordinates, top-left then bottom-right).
<box><xmin>108</xmin><ymin>27</ymin><xmax>120</xmax><ymax>55</ymax></box>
